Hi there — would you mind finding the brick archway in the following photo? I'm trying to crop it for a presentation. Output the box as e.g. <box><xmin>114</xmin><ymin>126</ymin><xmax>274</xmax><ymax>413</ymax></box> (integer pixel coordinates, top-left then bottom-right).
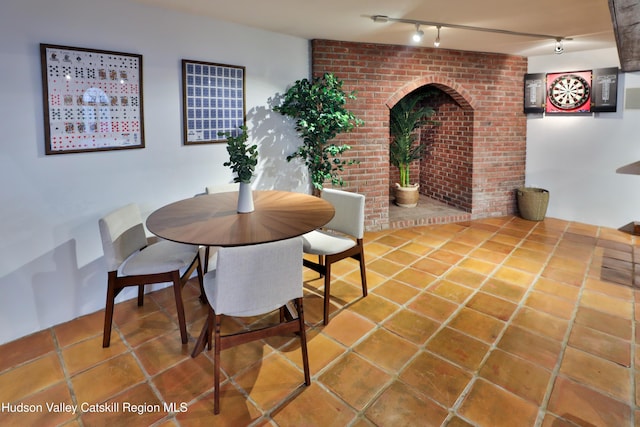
<box><xmin>312</xmin><ymin>39</ymin><xmax>527</xmax><ymax>230</ymax></box>
<box><xmin>388</xmin><ymin>82</ymin><xmax>475</xmax><ymax>215</ymax></box>
<box><xmin>386</xmin><ymin>77</ymin><xmax>476</xmax><ymax>111</ymax></box>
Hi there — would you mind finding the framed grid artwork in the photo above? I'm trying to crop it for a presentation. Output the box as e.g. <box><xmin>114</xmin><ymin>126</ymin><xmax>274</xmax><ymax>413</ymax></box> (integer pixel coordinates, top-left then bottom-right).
<box><xmin>181</xmin><ymin>59</ymin><xmax>246</xmax><ymax>145</ymax></box>
<box><xmin>40</xmin><ymin>44</ymin><xmax>144</xmax><ymax>155</ymax></box>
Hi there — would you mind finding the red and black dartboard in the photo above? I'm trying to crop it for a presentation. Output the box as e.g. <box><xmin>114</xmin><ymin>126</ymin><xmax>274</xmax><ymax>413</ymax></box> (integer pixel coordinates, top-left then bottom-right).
<box><xmin>546</xmin><ymin>72</ymin><xmax>592</xmax><ymax>113</ymax></box>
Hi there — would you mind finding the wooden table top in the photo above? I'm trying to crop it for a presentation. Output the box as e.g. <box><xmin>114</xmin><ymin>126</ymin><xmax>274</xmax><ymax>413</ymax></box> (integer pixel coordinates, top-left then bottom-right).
<box><xmin>146</xmin><ymin>190</ymin><xmax>335</xmax><ymax>247</ymax></box>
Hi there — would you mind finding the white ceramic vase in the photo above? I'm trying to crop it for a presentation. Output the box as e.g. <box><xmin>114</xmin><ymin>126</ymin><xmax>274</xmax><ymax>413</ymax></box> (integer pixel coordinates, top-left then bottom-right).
<box><xmin>237</xmin><ymin>182</ymin><xmax>254</xmax><ymax>213</ymax></box>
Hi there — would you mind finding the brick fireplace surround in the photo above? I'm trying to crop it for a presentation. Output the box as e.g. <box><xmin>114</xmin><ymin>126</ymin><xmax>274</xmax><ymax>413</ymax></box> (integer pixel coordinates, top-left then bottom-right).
<box><xmin>311</xmin><ymin>39</ymin><xmax>528</xmax><ymax>230</ymax></box>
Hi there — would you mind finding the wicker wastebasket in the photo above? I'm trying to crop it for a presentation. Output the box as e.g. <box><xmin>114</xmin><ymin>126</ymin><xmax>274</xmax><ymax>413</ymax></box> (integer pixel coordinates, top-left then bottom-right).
<box><xmin>516</xmin><ymin>187</ymin><xmax>549</xmax><ymax>221</ymax></box>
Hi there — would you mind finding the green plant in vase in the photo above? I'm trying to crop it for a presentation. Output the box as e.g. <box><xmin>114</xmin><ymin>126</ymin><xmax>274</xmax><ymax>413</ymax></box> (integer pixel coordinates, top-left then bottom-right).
<box><xmin>220</xmin><ymin>125</ymin><xmax>257</xmax><ymax>184</ymax></box>
<box><xmin>219</xmin><ymin>125</ymin><xmax>258</xmax><ymax>212</ymax></box>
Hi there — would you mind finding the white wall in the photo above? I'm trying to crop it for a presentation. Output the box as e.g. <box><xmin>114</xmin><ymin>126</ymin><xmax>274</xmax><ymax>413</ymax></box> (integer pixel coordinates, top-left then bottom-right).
<box><xmin>527</xmin><ymin>48</ymin><xmax>640</xmax><ymax>229</ymax></box>
<box><xmin>0</xmin><ymin>0</ymin><xmax>309</xmax><ymax>344</ymax></box>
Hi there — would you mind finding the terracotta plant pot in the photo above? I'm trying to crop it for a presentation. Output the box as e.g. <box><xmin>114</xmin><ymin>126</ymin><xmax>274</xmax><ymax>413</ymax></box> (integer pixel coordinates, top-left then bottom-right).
<box><xmin>394</xmin><ymin>183</ymin><xmax>420</xmax><ymax>208</ymax></box>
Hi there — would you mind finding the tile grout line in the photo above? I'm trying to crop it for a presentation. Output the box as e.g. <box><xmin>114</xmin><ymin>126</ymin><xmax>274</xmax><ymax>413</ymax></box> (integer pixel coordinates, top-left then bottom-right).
<box><xmin>344</xmin><ymin>217</ymin><xmax>541</xmax><ymax>424</ymax></box>
<box><xmin>396</xmin><ymin>218</ymin><xmax>553</xmax><ymax>425</ymax></box>
<box><xmin>113</xmin><ymin>291</ymin><xmax>229</xmax><ymax>425</ymax></box>
<box><xmin>50</xmin><ymin>327</ymin><xmax>84</xmax><ymax>426</ymax></box>
<box><xmin>531</xmin><ymin>220</ymin><xmax>591</xmax><ymax>427</ymax></box>
<box><xmin>443</xmin><ymin>218</ymin><xmax>564</xmax><ymax>425</ymax></box>
<box><xmin>343</xmin><ymin>224</ymin><xmax>483</xmax><ymax>423</ymax></box>
<box><xmin>289</xmin><ymin>225</ymin><xmax>477</xmax><ymax>424</ymax></box>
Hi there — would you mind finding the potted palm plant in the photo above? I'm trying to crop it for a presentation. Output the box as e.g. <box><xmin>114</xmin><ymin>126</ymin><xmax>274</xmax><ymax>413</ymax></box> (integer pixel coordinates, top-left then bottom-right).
<box><xmin>219</xmin><ymin>125</ymin><xmax>258</xmax><ymax>213</ymax></box>
<box><xmin>389</xmin><ymin>92</ymin><xmax>437</xmax><ymax>207</ymax></box>
<box><xmin>274</xmin><ymin>73</ymin><xmax>364</xmax><ymax>193</ymax></box>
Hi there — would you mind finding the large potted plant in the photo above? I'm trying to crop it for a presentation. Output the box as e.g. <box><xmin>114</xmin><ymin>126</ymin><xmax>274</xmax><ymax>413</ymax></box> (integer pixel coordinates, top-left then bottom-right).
<box><xmin>219</xmin><ymin>125</ymin><xmax>258</xmax><ymax>213</ymax></box>
<box><xmin>274</xmin><ymin>73</ymin><xmax>364</xmax><ymax>192</ymax></box>
<box><xmin>389</xmin><ymin>92</ymin><xmax>437</xmax><ymax>207</ymax></box>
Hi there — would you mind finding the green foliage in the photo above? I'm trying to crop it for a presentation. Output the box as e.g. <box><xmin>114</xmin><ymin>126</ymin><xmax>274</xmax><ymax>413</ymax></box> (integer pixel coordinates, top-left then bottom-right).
<box><xmin>220</xmin><ymin>125</ymin><xmax>258</xmax><ymax>184</ymax></box>
<box><xmin>389</xmin><ymin>92</ymin><xmax>437</xmax><ymax>187</ymax></box>
<box><xmin>274</xmin><ymin>73</ymin><xmax>364</xmax><ymax>190</ymax></box>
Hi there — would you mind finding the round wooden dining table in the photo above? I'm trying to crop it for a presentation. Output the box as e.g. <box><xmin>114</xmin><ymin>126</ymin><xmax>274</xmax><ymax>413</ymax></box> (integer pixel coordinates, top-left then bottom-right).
<box><xmin>146</xmin><ymin>190</ymin><xmax>335</xmax><ymax>247</ymax></box>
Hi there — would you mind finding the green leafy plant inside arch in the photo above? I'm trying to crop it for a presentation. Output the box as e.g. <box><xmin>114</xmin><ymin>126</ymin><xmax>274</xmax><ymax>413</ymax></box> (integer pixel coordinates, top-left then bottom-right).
<box><xmin>274</xmin><ymin>73</ymin><xmax>364</xmax><ymax>190</ymax></box>
<box><xmin>389</xmin><ymin>91</ymin><xmax>439</xmax><ymax>187</ymax></box>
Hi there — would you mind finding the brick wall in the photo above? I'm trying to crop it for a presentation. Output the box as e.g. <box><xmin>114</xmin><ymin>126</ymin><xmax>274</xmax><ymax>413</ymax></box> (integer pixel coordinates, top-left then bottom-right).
<box><xmin>311</xmin><ymin>39</ymin><xmax>528</xmax><ymax>230</ymax></box>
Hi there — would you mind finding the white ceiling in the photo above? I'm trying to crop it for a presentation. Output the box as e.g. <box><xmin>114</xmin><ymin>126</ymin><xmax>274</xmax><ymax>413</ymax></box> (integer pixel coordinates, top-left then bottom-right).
<box><xmin>134</xmin><ymin>0</ymin><xmax>615</xmax><ymax>57</ymax></box>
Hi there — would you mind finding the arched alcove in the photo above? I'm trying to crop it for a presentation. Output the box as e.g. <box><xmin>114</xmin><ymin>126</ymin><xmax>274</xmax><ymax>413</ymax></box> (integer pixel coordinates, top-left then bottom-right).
<box><xmin>388</xmin><ymin>83</ymin><xmax>474</xmax><ymax>221</ymax></box>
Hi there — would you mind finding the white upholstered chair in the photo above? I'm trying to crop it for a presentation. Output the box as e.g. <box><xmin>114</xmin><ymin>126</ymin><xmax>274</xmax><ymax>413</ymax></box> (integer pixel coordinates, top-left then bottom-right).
<box><xmin>206</xmin><ymin>183</ymin><xmax>239</xmax><ymax>194</ymax></box>
<box><xmin>302</xmin><ymin>188</ymin><xmax>367</xmax><ymax>325</ymax></box>
<box><xmin>199</xmin><ymin>183</ymin><xmax>240</xmax><ymax>273</ymax></box>
<box><xmin>98</xmin><ymin>203</ymin><xmax>203</xmax><ymax>347</ymax></box>
<box><xmin>191</xmin><ymin>236</ymin><xmax>310</xmax><ymax>414</ymax></box>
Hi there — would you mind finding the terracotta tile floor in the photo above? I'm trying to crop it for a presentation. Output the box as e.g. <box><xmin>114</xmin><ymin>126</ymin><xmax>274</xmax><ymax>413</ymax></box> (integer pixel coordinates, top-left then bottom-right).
<box><xmin>2</xmin><ymin>216</ymin><xmax>640</xmax><ymax>426</ymax></box>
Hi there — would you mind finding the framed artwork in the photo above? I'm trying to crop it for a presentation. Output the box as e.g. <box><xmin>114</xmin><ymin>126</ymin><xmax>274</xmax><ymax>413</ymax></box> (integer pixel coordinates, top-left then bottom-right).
<box><xmin>545</xmin><ymin>70</ymin><xmax>592</xmax><ymax>114</ymax></box>
<box><xmin>40</xmin><ymin>44</ymin><xmax>144</xmax><ymax>155</ymax></box>
<box><xmin>181</xmin><ymin>59</ymin><xmax>246</xmax><ymax>145</ymax></box>
<box><xmin>523</xmin><ymin>73</ymin><xmax>546</xmax><ymax>114</ymax></box>
<box><xmin>591</xmin><ymin>67</ymin><xmax>619</xmax><ymax>112</ymax></box>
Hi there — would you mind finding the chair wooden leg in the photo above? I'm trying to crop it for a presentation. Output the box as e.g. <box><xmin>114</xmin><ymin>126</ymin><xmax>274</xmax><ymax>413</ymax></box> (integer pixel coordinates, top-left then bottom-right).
<box><xmin>323</xmin><ymin>262</ymin><xmax>332</xmax><ymax>325</ymax></box>
<box><xmin>137</xmin><ymin>284</ymin><xmax>145</xmax><ymax>306</ymax></box>
<box><xmin>318</xmin><ymin>255</ymin><xmax>325</xmax><ymax>278</ymax></box>
<box><xmin>172</xmin><ymin>271</ymin><xmax>188</xmax><ymax>344</ymax></box>
<box><xmin>358</xmin><ymin>246</ymin><xmax>367</xmax><ymax>297</ymax></box>
<box><xmin>296</xmin><ymin>298</ymin><xmax>311</xmax><ymax>385</ymax></box>
<box><xmin>102</xmin><ymin>273</ymin><xmax>117</xmax><ymax>348</ymax></box>
<box><xmin>214</xmin><ymin>314</ymin><xmax>222</xmax><ymax>414</ymax></box>
<box><xmin>191</xmin><ymin>307</ymin><xmax>215</xmax><ymax>358</ymax></box>
<box><xmin>205</xmin><ymin>309</ymin><xmax>213</xmax><ymax>351</ymax></box>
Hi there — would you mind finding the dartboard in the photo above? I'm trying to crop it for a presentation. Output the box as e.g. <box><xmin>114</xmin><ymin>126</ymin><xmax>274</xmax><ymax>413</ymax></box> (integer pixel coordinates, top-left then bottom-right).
<box><xmin>548</xmin><ymin>74</ymin><xmax>591</xmax><ymax>110</ymax></box>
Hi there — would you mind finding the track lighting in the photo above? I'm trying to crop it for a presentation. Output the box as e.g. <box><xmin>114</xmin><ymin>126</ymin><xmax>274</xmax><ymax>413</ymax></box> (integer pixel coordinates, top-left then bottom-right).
<box><xmin>412</xmin><ymin>24</ymin><xmax>424</xmax><ymax>42</ymax></box>
<box><xmin>371</xmin><ymin>15</ymin><xmax>571</xmax><ymax>54</ymax></box>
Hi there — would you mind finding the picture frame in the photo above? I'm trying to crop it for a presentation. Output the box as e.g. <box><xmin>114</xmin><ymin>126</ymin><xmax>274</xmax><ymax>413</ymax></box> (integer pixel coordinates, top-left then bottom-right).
<box><xmin>181</xmin><ymin>59</ymin><xmax>246</xmax><ymax>145</ymax></box>
<box><xmin>523</xmin><ymin>73</ymin><xmax>546</xmax><ymax>114</ymax></box>
<box><xmin>40</xmin><ymin>44</ymin><xmax>144</xmax><ymax>155</ymax></box>
<box><xmin>591</xmin><ymin>67</ymin><xmax>619</xmax><ymax>113</ymax></box>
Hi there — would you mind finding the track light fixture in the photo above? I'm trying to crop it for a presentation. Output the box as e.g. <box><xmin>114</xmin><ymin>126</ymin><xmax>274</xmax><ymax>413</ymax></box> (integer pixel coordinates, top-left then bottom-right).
<box><xmin>371</xmin><ymin>15</ymin><xmax>571</xmax><ymax>54</ymax></box>
<box><xmin>412</xmin><ymin>24</ymin><xmax>424</xmax><ymax>42</ymax></box>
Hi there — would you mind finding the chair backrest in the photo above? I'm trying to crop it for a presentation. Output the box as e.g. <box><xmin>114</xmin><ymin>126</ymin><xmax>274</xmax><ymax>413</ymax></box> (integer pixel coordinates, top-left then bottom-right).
<box><xmin>205</xmin><ymin>237</ymin><xmax>303</xmax><ymax>317</ymax></box>
<box><xmin>99</xmin><ymin>203</ymin><xmax>148</xmax><ymax>271</ymax></box>
<box><xmin>206</xmin><ymin>183</ymin><xmax>240</xmax><ymax>194</ymax></box>
<box><xmin>320</xmin><ymin>188</ymin><xmax>365</xmax><ymax>239</ymax></box>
